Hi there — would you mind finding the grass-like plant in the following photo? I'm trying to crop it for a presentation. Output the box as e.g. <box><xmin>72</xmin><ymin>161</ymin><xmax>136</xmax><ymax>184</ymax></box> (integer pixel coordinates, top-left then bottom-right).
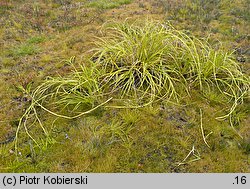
<box><xmin>93</xmin><ymin>20</ymin><xmax>249</xmax><ymax>108</ymax></box>
<box><xmin>15</xmin><ymin>20</ymin><xmax>249</xmax><ymax>152</ymax></box>
<box><xmin>93</xmin><ymin>22</ymin><xmax>185</xmax><ymax>106</ymax></box>
<box><xmin>14</xmin><ymin>57</ymin><xmax>112</xmax><ymax>152</ymax></box>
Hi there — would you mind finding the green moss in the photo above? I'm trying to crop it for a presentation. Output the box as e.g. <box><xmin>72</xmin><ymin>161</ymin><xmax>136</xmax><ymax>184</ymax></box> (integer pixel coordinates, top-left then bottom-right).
<box><xmin>8</xmin><ymin>44</ymin><xmax>39</xmax><ymax>57</ymax></box>
<box><xmin>87</xmin><ymin>0</ymin><xmax>132</xmax><ymax>9</ymax></box>
<box><xmin>27</xmin><ymin>36</ymin><xmax>46</xmax><ymax>44</ymax></box>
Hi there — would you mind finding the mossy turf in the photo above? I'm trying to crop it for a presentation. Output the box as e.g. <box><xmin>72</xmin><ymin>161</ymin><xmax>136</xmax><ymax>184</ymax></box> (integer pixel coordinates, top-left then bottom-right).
<box><xmin>0</xmin><ymin>0</ymin><xmax>249</xmax><ymax>173</ymax></box>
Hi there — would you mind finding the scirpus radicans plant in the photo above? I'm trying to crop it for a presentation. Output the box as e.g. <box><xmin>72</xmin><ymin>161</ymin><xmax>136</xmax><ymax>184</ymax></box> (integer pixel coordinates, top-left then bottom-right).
<box><xmin>15</xmin><ymin>20</ymin><xmax>249</xmax><ymax>152</ymax></box>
